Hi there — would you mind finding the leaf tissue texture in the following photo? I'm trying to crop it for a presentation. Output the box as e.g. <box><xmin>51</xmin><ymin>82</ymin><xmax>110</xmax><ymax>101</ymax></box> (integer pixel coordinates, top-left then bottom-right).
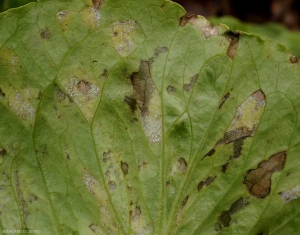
<box><xmin>0</xmin><ymin>0</ymin><xmax>300</xmax><ymax>235</ymax></box>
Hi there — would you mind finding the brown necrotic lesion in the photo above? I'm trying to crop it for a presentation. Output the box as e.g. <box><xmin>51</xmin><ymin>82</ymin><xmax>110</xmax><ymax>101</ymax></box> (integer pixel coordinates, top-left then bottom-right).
<box><xmin>244</xmin><ymin>151</ymin><xmax>286</xmax><ymax>198</ymax></box>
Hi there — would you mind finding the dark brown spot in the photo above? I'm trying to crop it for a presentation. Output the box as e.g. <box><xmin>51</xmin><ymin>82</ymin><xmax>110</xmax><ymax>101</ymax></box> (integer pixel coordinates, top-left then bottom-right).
<box><xmin>216</xmin><ymin>198</ymin><xmax>249</xmax><ymax>231</ymax></box>
<box><xmin>219</xmin><ymin>93</ymin><xmax>230</xmax><ymax>109</ymax></box>
<box><xmin>180</xmin><ymin>14</ymin><xmax>197</xmax><ymax>27</ymax></box>
<box><xmin>181</xmin><ymin>195</ymin><xmax>189</xmax><ymax>208</ymax></box>
<box><xmin>198</xmin><ymin>176</ymin><xmax>216</xmax><ymax>191</ymax></box>
<box><xmin>103</xmin><ymin>150</ymin><xmax>111</xmax><ymax>162</ymax></box>
<box><xmin>130</xmin><ymin>206</ymin><xmax>141</xmax><ymax>221</ymax></box>
<box><xmin>124</xmin><ymin>95</ymin><xmax>137</xmax><ymax>112</ymax></box>
<box><xmin>77</xmin><ymin>80</ymin><xmax>91</xmax><ymax>95</ymax></box>
<box><xmin>178</xmin><ymin>157</ymin><xmax>187</xmax><ymax>174</ymax></box>
<box><xmin>92</xmin><ymin>0</ymin><xmax>104</xmax><ymax>10</ymax></box>
<box><xmin>233</xmin><ymin>137</ymin><xmax>245</xmax><ymax>158</ymax></box>
<box><xmin>218</xmin><ymin>211</ymin><xmax>231</xmax><ymax>230</ymax></box>
<box><xmin>121</xmin><ymin>161</ymin><xmax>129</xmax><ymax>175</ymax></box>
<box><xmin>166</xmin><ymin>181</ymin><xmax>171</xmax><ymax>187</ymax></box>
<box><xmin>244</xmin><ymin>151</ymin><xmax>286</xmax><ymax>198</ymax></box>
<box><xmin>130</xmin><ymin>61</ymin><xmax>154</xmax><ymax>117</ymax></box>
<box><xmin>101</xmin><ymin>69</ymin><xmax>108</xmax><ymax>78</ymax></box>
<box><xmin>40</xmin><ymin>28</ymin><xmax>51</xmax><ymax>39</ymax></box>
<box><xmin>114</xmin><ymin>31</ymin><xmax>118</xmax><ymax>36</ymax></box>
<box><xmin>130</xmin><ymin>117</ymin><xmax>138</xmax><ymax>123</ymax></box>
<box><xmin>0</xmin><ymin>88</ymin><xmax>5</xmax><ymax>97</ymax></box>
<box><xmin>225</xmin><ymin>31</ymin><xmax>240</xmax><ymax>59</ymax></box>
<box><xmin>138</xmin><ymin>161</ymin><xmax>148</xmax><ymax>171</ymax></box>
<box><xmin>217</xmin><ymin>127</ymin><xmax>253</xmax><ymax>146</ymax></box>
<box><xmin>203</xmin><ymin>149</ymin><xmax>216</xmax><ymax>159</ymax></box>
<box><xmin>229</xmin><ymin>197</ymin><xmax>249</xmax><ymax>214</ymax></box>
<box><xmin>183</xmin><ymin>74</ymin><xmax>198</xmax><ymax>92</ymax></box>
<box><xmin>66</xmin><ymin>154</ymin><xmax>70</xmax><ymax>160</ymax></box>
<box><xmin>167</xmin><ymin>85</ymin><xmax>176</xmax><ymax>94</ymax></box>
<box><xmin>28</xmin><ymin>194</ymin><xmax>38</xmax><ymax>204</ymax></box>
<box><xmin>290</xmin><ymin>55</ymin><xmax>298</xmax><ymax>63</ymax></box>
<box><xmin>89</xmin><ymin>223</ymin><xmax>96</xmax><ymax>232</ymax></box>
<box><xmin>0</xmin><ymin>149</ymin><xmax>7</xmax><ymax>156</ymax></box>
<box><xmin>108</xmin><ymin>181</ymin><xmax>116</xmax><ymax>190</ymax></box>
<box><xmin>37</xmin><ymin>91</ymin><xmax>42</xmax><ymax>100</ymax></box>
<box><xmin>92</xmin><ymin>60</ymin><xmax>98</xmax><ymax>63</ymax></box>
<box><xmin>222</xmin><ymin>162</ymin><xmax>229</xmax><ymax>173</ymax></box>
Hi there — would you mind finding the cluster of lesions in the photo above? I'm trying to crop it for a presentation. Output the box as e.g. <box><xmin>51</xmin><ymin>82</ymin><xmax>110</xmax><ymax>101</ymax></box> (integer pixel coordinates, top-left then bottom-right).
<box><xmin>124</xmin><ymin>60</ymin><xmax>162</xmax><ymax>144</ymax></box>
<box><xmin>203</xmin><ymin>90</ymin><xmax>266</xmax><ymax>163</ymax></box>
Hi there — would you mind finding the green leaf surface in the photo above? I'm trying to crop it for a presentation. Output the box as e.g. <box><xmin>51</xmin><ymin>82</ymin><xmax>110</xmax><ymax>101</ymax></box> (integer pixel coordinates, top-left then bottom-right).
<box><xmin>0</xmin><ymin>1</ymin><xmax>300</xmax><ymax>234</ymax></box>
<box><xmin>210</xmin><ymin>16</ymin><xmax>300</xmax><ymax>58</ymax></box>
<box><xmin>0</xmin><ymin>0</ymin><xmax>36</xmax><ymax>13</ymax></box>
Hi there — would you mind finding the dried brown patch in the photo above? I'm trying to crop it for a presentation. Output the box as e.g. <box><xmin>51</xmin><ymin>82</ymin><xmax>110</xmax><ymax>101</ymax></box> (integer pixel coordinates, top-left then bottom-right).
<box><xmin>225</xmin><ymin>31</ymin><xmax>240</xmax><ymax>59</ymax></box>
<box><xmin>183</xmin><ymin>74</ymin><xmax>198</xmax><ymax>92</ymax></box>
<box><xmin>244</xmin><ymin>151</ymin><xmax>286</xmax><ymax>198</ymax></box>
<box><xmin>198</xmin><ymin>176</ymin><xmax>216</xmax><ymax>191</ymax></box>
<box><xmin>233</xmin><ymin>137</ymin><xmax>246</xmax><ymax>159</ymax></box>
<box><xmin>77</xmin><ymin>80</ymin><xmax>91</xmax><ymax>95</ymax></box>
<box><xmin>290</xmin><ymin>54</ymin><xmax>298</xmax><ymax>63</ymax></box>
<box><xmin>180</xmin><ymin>15</ymin><xmax>197</xmax><ymax>26</ymax></box>
<box><xmin>219</xmin><ymin>93</ymin><xmax>230</xmax><ymax>109</ymax></box>
<box><xmin>216</xmin><ymin>198</ymin><xmax>249</xmax><ymax>231</ymax></box>
<box><xmin>121</xmin><ymin>161</ymin><xmax>129</xmax><ymax>175</ymax></box>
<box><xmin>177</xmin><ymin>157</ymin><xmax>187</xmax><ymax>174</ymax></box>
<box><xmin>124</xmin><ymin>95</ymin><xmax>137</xmax><ymax>113</ymax></box>
<box><xmin>92</xmin><ymin>0</ymin><xmax>104</xmax><ymax>10</ymax></box>
<box><xmin>40</xmin><ymin>28</ymin><xmax>51</xmax><ymax>39</ymax></box>
<box><xmin>130</xmin><ymin>61</ymin><xmax>154</xmax><ymax>116</ymax></box>
<box><xmin>252</xmin><ymin>89</ymin><xmax>265</xmax><ymax>101</ymax></box>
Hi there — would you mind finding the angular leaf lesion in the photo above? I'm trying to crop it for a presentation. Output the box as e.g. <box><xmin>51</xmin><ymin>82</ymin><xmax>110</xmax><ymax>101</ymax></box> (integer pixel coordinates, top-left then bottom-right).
<box><xmin>244</xmin><ymin>151</ymin><xmax>286</xmax><ymax>198</ymax></box>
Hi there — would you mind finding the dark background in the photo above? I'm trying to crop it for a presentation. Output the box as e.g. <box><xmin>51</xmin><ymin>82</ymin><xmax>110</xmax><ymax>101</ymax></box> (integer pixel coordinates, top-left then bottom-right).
<box><xmin>174</xmin><ymin>0</ymin><xmax>300</xmax><ymax>30</ymax></box>
<box><xmin>1</xmin><ymin>0</ymin><xmax>300</xmax><ymax>31</ymax></box>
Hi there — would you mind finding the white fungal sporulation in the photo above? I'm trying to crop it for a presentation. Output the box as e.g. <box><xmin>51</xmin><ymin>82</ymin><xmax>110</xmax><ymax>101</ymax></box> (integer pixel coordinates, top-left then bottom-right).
<box><xmin>185</xmin><ymin>16</ymin><xmax>225</xmax><ymax>38</ymax></box>
<box><xmin>109</xmin><ymin>20</ymin><xmax>139</xmax><ymax>57</ymax></box>
<box><xmin>56</xmin><ymin>11</ymin><xmax>67</xmax><ymax>20</ymax></box>
<box><xmin>65</xmin><ymin>77</ymin><xmax>100</xmax><ymax>121</ymax></box>
<box><xmin>83</xmin><ymin>174</ymin><xmax>102</xmax><ymax>195</ymax></box>
<box><xmin>90</xmin><ymin>7</ymin><xmax>101</xmax><ymax>25</ymax></box>
<box><xmin>66</xmin><ymin>77</ymin><xmax>100</xmax><ymax>105</ymax></box>
<box><xmin>281</xmin><ymin>185</ymin><xmax>300</xmax><ymax>204</ymax></box>
<box><xmin>9</xmin><ymin>91</ymin><xmax>35</xmax><ymax>121</ymax></box>
<box><xmin>141</xmin><ymin>115</ymin><xmax>162</xmax><ymax>144</ymax></box>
